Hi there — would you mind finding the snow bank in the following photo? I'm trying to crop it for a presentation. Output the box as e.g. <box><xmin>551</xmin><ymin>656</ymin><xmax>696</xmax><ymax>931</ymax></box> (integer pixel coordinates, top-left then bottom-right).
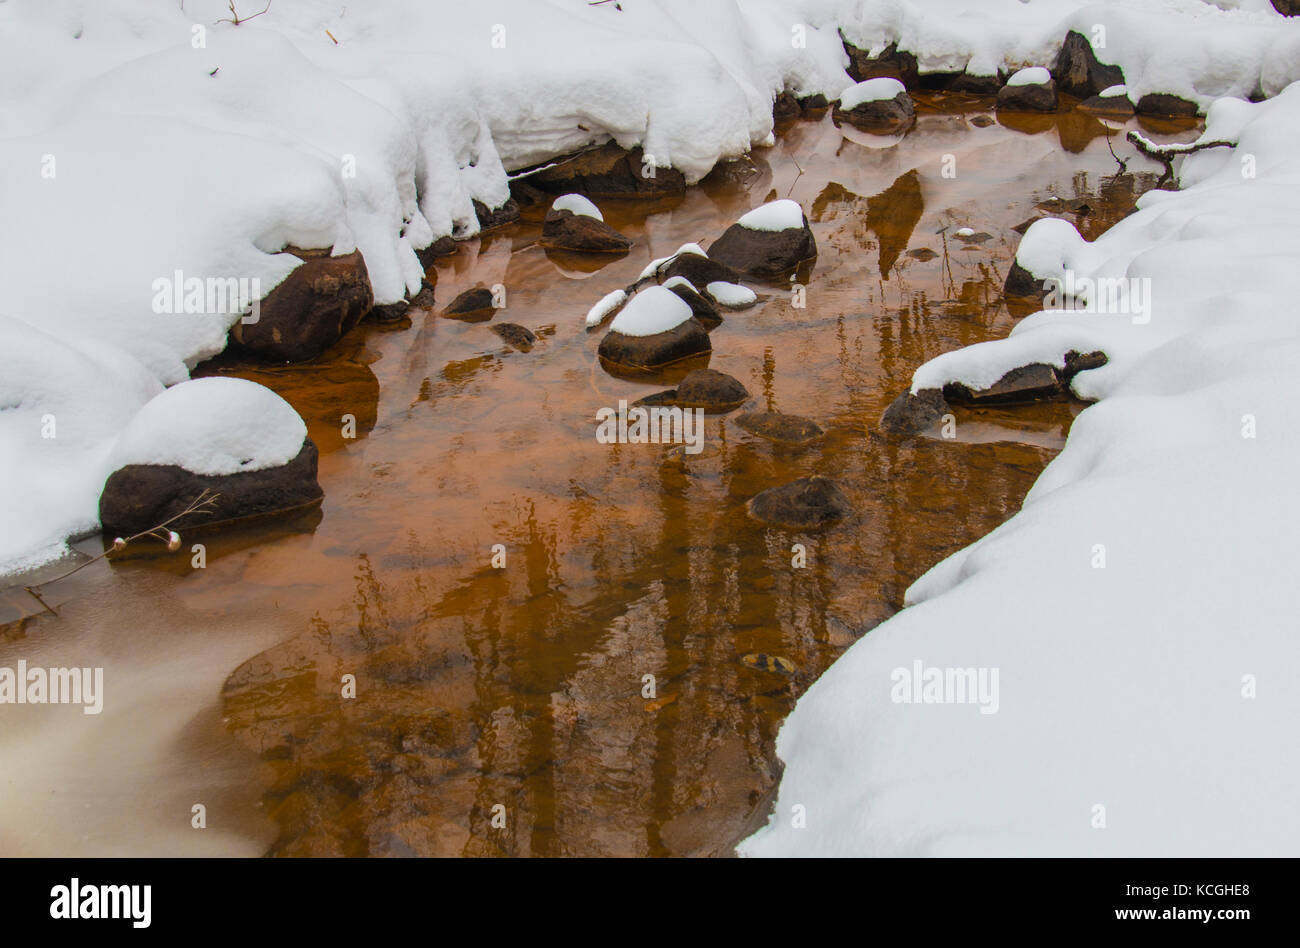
<box><xmin>552</xmin><ymin>194</ymin><xmax>604</xmax><ymax>221</ymax></box>
<box><xmin>742</xmin><ymin>85</ymin><xmax>1300</xmax><ymax>856</ymax></box>
<box><xmin>608</xmin><ymin>286</ymin><xmax>694</xmax><ymax>337</ymax></box>
<box><xmin>108</xmin><ymin>378</ymin><xmax>307</xmax><ymax>477</ymax></box>
<box><xmin>839</xmin><ymin>77</ymin><xmax>906</xmax><ymax>109</ymax></box>
<box><xmin>737</xmin><ymin>199</ymin><xmax>806</xmax><ymax>232</ymax></box>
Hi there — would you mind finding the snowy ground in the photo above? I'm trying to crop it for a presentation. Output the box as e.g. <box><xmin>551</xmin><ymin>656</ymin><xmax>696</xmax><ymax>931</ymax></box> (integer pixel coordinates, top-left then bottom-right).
<box><xmin>741</xmin><ymin>83</ymin><xmax>1300</xmax><ymax>856</ymax></box>
<box><xmin>3</xmin><ymin>5</ymin><xmax>1300</xmax><ymax>857</ymax></box>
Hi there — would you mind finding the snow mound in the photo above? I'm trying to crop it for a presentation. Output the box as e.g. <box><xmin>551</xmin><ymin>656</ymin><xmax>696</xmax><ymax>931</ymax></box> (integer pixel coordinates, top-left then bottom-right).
<box><xmin>552</xmin><ymin>194</ymin><xmax>603</xmax><ymax>221</ymax></box>
<box><xmin>839</xmin><ymin>77</ymin><xmax>907</xmax><ymax>109</ymax></box>
<box><xmin>607</xmin><ymin>286</ymin><xmax>693</xmax><ymax>337</ymax></box>
<box><xmin>706</xmin><ymin>281</ymin><xmax>758</xmax><ymax>307</ymax></box>
<box><xmin>1007</xmin><ymin>66</ymin><xmax>1051</xmax><ymax>86</ymax></box>
<box><xmin>1100</xmin><ymin>84</ymin><xmax>1129</xmax><ymax>98</ymax></box>
<box><xmin>108</xmin><ymin>378</ymin><xmax>307</xmax><ymax>477</ymax></box>
<box><xmin>662</xmin><ymin>276</ymin><xmax>697</xmax><ymax>292</ymax></box>
<box><xmin>586</xmin><ymin>289</ymin><xmax>628</xmax><ymax>328</ymax></box>
<box><xmin>737</xmin><ymin>199</ymin><xmax>806</xmax><ymax>233</ymax></box>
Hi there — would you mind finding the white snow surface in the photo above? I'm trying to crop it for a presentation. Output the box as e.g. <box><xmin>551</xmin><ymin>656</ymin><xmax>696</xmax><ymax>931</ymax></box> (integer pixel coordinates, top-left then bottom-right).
<box><xmin>586</xmin><ymin>289</ymin><xmax>629</xmax><ymax>328</ymax></box>
<box><xmin>737</xmin><ymin>199</ymin><xmax>808</xmax><ymax>232</ymax></box>
<box><xmin>839</xmin><ymin>77</ymin><xmax>907</xmax><ymax>109</ymax></box>
<box><xmin>608</xmin><ymin>286</ymin><xmax>694</xmax><ymax>337</ymax></box>
<box><xmin>552</xmin><ymin>194</ymin><xmax>604</xmax><ymax>221</ymax></box>
<box><xmin>108</xmin><ymin>378</ymin><xmax>307</xmax><ymax>478</ymax></box>
<box><xmin>637</xmin><ymin>243</ymin><xmax>709</xmax><ymax>281</ymax></box>
<box><xmin>1</xmin><ymin>0</ymin><xmax>1298</xmax><ymax>574</ymax></box>
<box><xmin>741</xmin><ymin>87</ymin><xmax>1300</xmax><ymax>856</ymax></box>
<box><xmin>706</xmin><ymin>281</ymin><xmax>759</xmax><ymax>307</ymax></box>
<box><xmin>1006</xmin><ymin>65</ymin><xmax>1051</xmax><ymax>86</ymax></box>
<box><xmin>1100</xmin><ymin>83</ymin><xmax>1129</xmax><ymax>97</ymax></box>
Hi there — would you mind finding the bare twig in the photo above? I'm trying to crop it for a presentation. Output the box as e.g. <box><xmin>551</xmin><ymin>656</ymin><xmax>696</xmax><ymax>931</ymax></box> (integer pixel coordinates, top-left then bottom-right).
<box><xmin>22</xmin><ymin>490</ymin><xmax>220</xmax><ymax>616</ymax></box>
<box><xmin>217</xmin><ymin>0</ymin><xmax>272</xmax><ymax>26</ymax></box>
<box><xmin>1126</xmin><ymin>130</ymin><xmax>1234</xmax><ymax>186</ymax></box>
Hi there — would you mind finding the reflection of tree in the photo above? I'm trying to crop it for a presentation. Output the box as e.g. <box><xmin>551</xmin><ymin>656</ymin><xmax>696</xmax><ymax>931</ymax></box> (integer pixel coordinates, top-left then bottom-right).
<box><xmin>811</xmin><ymin>170</ymin><xmax>925</xmax><ymax>279</ymax></box>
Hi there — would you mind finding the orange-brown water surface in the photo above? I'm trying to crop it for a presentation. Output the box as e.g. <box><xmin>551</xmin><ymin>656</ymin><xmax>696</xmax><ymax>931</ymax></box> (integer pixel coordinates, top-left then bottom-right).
<box><xmin>0</xmin><ymin>97</ymin><xmax>1199</xmax><ymax>856</ymax></box>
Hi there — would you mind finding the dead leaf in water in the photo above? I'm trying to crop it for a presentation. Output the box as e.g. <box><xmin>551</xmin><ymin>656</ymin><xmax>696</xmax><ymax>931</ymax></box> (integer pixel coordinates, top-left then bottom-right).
<box><xmin>740</xmin><ymin>653</ymin><xmax>797</xmax><ymax>675</ymax></box>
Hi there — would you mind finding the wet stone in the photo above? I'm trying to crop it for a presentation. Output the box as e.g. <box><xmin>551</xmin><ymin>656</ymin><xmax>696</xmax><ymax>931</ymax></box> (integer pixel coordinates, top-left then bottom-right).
<box><xmin>943</xmin><ymin>363</ymin><xmax>1065</xmax><ymax>405</ymax></box>
<box><xmin>489</xmin><ymin>323</ymin><xmax>538</xmax><ymax>351</ymax></box>
<box><xmin>746</xmin><ymin>475</ymin><xmax>853</xmax><ymax>530</ymax></box>
<box><xmin>879</xmin><ymin>388</ymin><xmax>951</xmax><ymax>437</ymax></box>
<box><xmin>734</xmin><ymin>411</ymin><xmax>823</xmax><ymax>445</ymax></box>
<box><xmin>443</xmin><ymin>287</ymin><xmax>497</xmax><ymax>322</ymax></box>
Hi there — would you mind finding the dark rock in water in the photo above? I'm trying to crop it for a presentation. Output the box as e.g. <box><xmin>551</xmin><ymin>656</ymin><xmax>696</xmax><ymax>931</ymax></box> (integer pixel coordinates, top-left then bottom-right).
<box><xmin>473</xmin><ymin>197</ymin><xmax>520</xmax><ymax>233</ymax></box>
<box><xmin>948</xmin><ymin>73</ymin><xmax>1001</xmax><ymax>95</ymax></box>
<box><xmin>409</xmin><ymin>283</ymin><xmax>436</xmax><ymax>309</ymax></box>
<box><xmin>943</xmin><ymin>363</ymin><xmax>1065</xmax><ymax>405</ymax></box>
<box><xmin>414</xmin><ymin>235</ymin><xmax>457</xmax><ymax>268</ymax></box>
<box><xmin>673</xmin><ymin>368</ymin><xmax>749</xmax><ymax>412</ymax></box>
<box><xmin>100</xmin><ymin>438</ymin><xmax>323</xmax><ymax>536</ymax></box>
<box><xmin>1136</xmin><ymin>92</ymin><xmax>1199</xmax><ymax>117</ymax></box>
<box><xmin>834</xmin><ymin>90</ymin><xmax>916</xmax><ymax>133</ymax></box>
<box><xmin>1052</xmin><ymin>30</ymin><xmax>1125</xmax><ymax>99</ymax></box>
<box><xmin>773</xmin><ymin>91</ymin><xmax>801</xmax><ymax>123</ymax></box>
<box><xmin>844</xmin><ymin>40</ymin><xmax>919</xmax><ymax>89</ymax></box>
<box><xmin>709</xmin><ymin>213</ymin><xmax>817</xmax><ymax>279</ymax></box>
<box><xmin>632</xmin><ymin>389</ymin><xmax>680</xmax><ymax>409</ymax></box>
<box><xmin>1078</xmin><ymin>92</ymin><xmax>1134</xmax><ymax>116</ymax></box>
<box><xmin>369</xmin><ymin>299</ymin><xmax>409</xmax><ymax>322</ymax></box>
<box><xmin>798</xmin><ymin>93</ymin><xmax>829</xmax><ymax>113</ymax></box>
<box><xmin>997</xmin><ymin>77</ymin><xmax>1059</xmax><ymax>112</ymax></box>
<box><xmin>527</xmin><ymin>141</ymin><xmax>686</xmax><ymax>198</ymax></box>
<box><xmin>443</xmin><ymin>286</ymin><xmax>497</xmax><ymax>322</ymax></box>
<box><xmin>1062</xmin><ymin>349</ymin><xmax>1108</xmax><ymax>378</ymax></box>
<box><xmin>541</xmin><ymin>208</ymin><xmax>633</xmax><ymax>254</ymax></box>
<box><xmin>661</xmin><ymin>253</ymin><xmax>741</xmax><ymax>288</ymax></box>
<box><xmin>970</xmin><ymin>114</ymin><xmax>995</xmax><ymax>127</ymax></box>
<box><xmin>906</xmin><ymin>248</ymin><xmax>939</xmax><ymax>261</ymax></box>
<box><xmin>1005</xmin><ymin>260</ymin><xmax>1047</xmax><ymax>298</ymax></box>
<box><xmin>666</xmin><ymin>281</ymin><xmax>723</xmax><ymax>330</ymax></box>
<box><xmin>747</xmin><ymin>475</ymin><xmax>852</xmax><ymax>530</ymax></box>
<box><xmin>1274</xmin><ymin>0</ymin><xmax>1299</xmax><ymax>14</ymax></box>
<box><xmin>489</xmin><ymin>323</ymin><xmax>537</xmax><ymax>351</ymax></box>
<box><xmin>598</xmin><ymin>318</ymin><xmax>712</xmax><ymax>371</ymax></box>
<box><xmin>879</xmin><ymin>388</ymin><xmax>950</xmax><ymax>436</ymax></box>
<box><xmin>735</xmin><ymin>411</ymin><xmax>823</xmax><ymax>445</ymax></box>
<box><xmin>957</xmin><ymin>231</ymin><xmax>994</xmax><ymax>244</ymax></box>
<box><xmin>231</xmin><ymin>248</ymin><xmax>372</xmax><ymax>363</ymax></box>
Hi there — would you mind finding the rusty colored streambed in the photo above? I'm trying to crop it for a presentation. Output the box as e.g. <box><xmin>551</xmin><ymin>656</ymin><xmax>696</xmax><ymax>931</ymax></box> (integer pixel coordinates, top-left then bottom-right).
<box><xmin>0</xmin><ymin>96</ymin><xmax>1200</xmax><ymax>857</ymax></box>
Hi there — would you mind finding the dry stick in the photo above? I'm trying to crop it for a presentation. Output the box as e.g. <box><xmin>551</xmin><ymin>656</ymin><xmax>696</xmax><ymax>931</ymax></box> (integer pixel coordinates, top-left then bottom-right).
<box><xmin>22</xmin><ymin>490</ymin><xmax>220</xmax><ymax>617</ymax></box>
<box><xmin>218</xmin><ymin>0</ymin><xmax>272</xmax><ymax>26</ymax></box>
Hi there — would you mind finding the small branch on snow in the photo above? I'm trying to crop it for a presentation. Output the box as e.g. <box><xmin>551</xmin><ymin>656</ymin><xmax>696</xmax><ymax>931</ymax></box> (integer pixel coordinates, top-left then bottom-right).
<box><xmin>217</xmin><ymin>1</ymin><xmax>273</xmax><ymax>26</ymax></box>
<box><xmin>1126</xmin><ymin>130</ymin><xmax>1235</xmax><ymax>186</ymax></box>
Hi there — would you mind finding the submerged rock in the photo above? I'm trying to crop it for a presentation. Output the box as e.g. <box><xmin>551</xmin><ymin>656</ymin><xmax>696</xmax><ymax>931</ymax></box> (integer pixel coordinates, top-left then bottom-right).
<box><xmin>443</xmin><ymin>286</ymin><xmax>497</xmax><ymax>322</ymax></box>
<box><xmin>231</xmin><ymin>247</ymin><xmax>372</xmax><ymax>363</ymax></box>
<box><xmin>1052</xmin><ymin>30</ymin><xmax>1125</xmax><ymax>99</ymax></box>
<box><xmin>747</xmin><ymin>475</ymin><xmax>852</xmax><ymax>530</ymax></box>
<box><xmin>1136</xmin><ymin>92</ymin><xmax>1199</xmax><ymax>117</ymax></box>
<box><xmin>489</xmin><ymin>323</ymin><xmax>537</xmax><ymax>351</ymax></box>
<box><xmin>527</xmin><ymin>141</ymin><xmax>686</xmax><ymax>198</ymax></box>
<box><xmin>879</xmin><ymin>388</ymin><xmax>951</xmax><ymax>436</ymax></box>
<box><xmin>672</xmin><ymin>368</ymin><xmax>750</xmax><ymax>412</ymax></box>
<box><xmin>834</xmin><ymin>78</ymin><xmax>915</xmax><ymax>133</ymax></box>
<box><xmin>948</xmin><ymin>72</ymin><xmax>1000</xmax><ymax>95</ymax></box>
<box><xmin>708</xmin><ymin>199</ymin><xmax>817</xmax><ymax>278</ymax></box>
<box><xmin>100</xmin><ymin>438</ymin><xmax>323</xmax><ymax>536</ymax></box>
<box><xmin>664</xmin><ymin>278</ymin><xmax>723</xmax><ymax>330</ymax></box>
<box><xmin>597</xmin><ymin>285</ymin><xmax>711</xmax><ymax>371</ymax></box>
<box><xmin>997</xmin><ymin>68</ymin><xmax>1058</xmax><ymax>112</ymax></box>
<box><xmin>473</xmin><ymin>197</ymin><xmax>520</xmax><ymax>233</ymax></box>
<box><xmin>541</xmin><ymin>196</ymin><xmax>632</xmax><ymax>254</ymax></box>
<box><xmin>735</xmin><ymin>411</ymin><xmax>823</xmax><ymax>445</ymax></box>
<box><xmin>1078</xmin><ymin>86</ymin><xmax>1135</xmax><ymax>116</ymax></box>
<box><xmin>943</xmin><ymin>363</ymin><xmax>1065</xmax><ymax>405</ymax></box>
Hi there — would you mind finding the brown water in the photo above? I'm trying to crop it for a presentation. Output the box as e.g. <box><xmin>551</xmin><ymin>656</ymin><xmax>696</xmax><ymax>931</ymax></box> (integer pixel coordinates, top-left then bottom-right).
<box><xmin>0</xmin><ymin>97</ymin><xmax>1199</xmax><ymax>857</ymax></box>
